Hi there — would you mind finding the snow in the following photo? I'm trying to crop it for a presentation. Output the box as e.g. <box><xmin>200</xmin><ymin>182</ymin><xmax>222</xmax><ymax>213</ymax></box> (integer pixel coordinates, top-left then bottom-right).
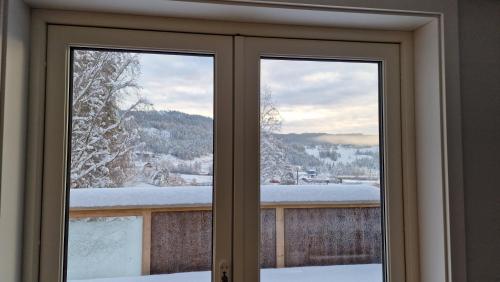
<box><xmin>336</xmin><ymin>146</ymin><xmax>359</xmax><ymax>163</ymax></box>
<box><xmin>333</xmin><ymin>145</ymin><xmax>378</xmax><ymax>164</ymax></box>
<box><xmin>155</xmin><ymin>153</ymin><xmax>213</xmax><ymax>174</ymax></box>
<box><xmin>261</xmin><ymin>184</ymin><xmax>379</xmax><ymax>204</ymax></box>
<box><xmin>67</xmin><ymin>217</ymin><xmax>143</xmax><ymax>280</ymax></box>
<box><xmin>70</xmin><ymin>184</ymin><xmax>380</xmax><ymax>209</ymax></box>
<box><xmin>342</xmin><ymin>179</ymin><xmax>379</xmax><ymax>185</ymax></box>
<box><xmin>305</xmin><ymin>145</ymin><xmax>378</xmax><ymax>164</ymax></box>
<box><xmin>305</xmin><ymin>146</ymin><xmax>321</xmax><ymax>158</ymax></box>
<box><xmin>179</xmin><ymin>174</ymin><xmax>213</xmax><ymax>184</ymax></box>
<box><xmin>70</xmin><ymin>186</ymin><xmax>213</xmax><ymax>209</ymax></box>
<box><xmin>68</xmin><ymin>264</ymin><xmax>382</xmax><ymax>282</ymax></box>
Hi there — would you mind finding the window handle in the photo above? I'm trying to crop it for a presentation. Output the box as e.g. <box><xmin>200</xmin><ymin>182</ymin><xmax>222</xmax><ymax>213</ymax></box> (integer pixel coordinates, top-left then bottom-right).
<box><xmin>220</xmin><ymin>260</ymin><xmax>229</xmax><ymax>282</ymax></box>
<box><xmin>221</xmin><ymin>271</ymin><xmax>229</xmax><ymax>282</ymax></box>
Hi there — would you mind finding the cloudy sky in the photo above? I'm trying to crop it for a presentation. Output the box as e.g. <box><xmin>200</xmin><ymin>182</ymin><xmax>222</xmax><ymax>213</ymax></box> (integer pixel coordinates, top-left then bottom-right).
<box><xmin>136</xmin><ymin>53</ymin><xmax>214</xmax><ymax>117</ymax></box>
<box><xmin>135</xmin><ymin>53</ymin><xmax>379</xmax><ymax>135</ymax></box>
<box><xmin>261</xmin><ymin>59</ymin><xmax>379</xmax><ymax>135</ymax></box>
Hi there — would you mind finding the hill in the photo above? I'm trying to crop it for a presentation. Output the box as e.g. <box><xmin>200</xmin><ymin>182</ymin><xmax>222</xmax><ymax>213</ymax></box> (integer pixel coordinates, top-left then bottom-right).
<box><xmin>129</xmin><ymin>110</ymin><xmax>379</xmax><ymax>181</ymax></box>
<box><xmin>130</xmin><ymin>110</ymin><xmax>213</xmax><ymax>160</ymax></box>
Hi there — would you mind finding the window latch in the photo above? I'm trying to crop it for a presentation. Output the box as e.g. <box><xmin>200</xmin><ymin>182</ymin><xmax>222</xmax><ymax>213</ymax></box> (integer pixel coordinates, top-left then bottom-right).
<box><xmin>220</xmin><ymin>260</ymin><xmax>229</xmax><ymax>282</ymax></box>
<box><xmin>221</xmin><ymin>271</ymin><xmax>229</xmax><ymax>282</ymax></box>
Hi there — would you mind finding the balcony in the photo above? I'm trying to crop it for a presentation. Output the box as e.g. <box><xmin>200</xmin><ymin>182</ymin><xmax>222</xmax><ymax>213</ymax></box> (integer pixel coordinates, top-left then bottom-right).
<box><xmin>67</xmin><ymin>184</ymin><xmax>382</xmax><ymax>282</ymax></box>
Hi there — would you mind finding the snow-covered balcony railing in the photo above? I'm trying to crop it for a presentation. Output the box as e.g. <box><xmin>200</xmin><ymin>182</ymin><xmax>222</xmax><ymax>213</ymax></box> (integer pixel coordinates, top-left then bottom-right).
<box><xmin>68</xmin><ymin>184</ymin><xmax>382</xmax><ymax>279</ymax></box>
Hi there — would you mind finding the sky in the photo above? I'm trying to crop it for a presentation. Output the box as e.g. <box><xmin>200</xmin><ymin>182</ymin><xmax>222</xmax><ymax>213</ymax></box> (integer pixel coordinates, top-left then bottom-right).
<box><xmin>261</xmin><ymin>59</ymin><xmax>379</xmax><ymax>135</ymax></box>
<box><xmin>134</xmin><ymin>53</ymin><xmax>379</xmax><ymax>135</ymax></box>
<box><xmin>136</xmin><ymin>53</ymin><xmax>214</xmax><ymax>117</ymax></box>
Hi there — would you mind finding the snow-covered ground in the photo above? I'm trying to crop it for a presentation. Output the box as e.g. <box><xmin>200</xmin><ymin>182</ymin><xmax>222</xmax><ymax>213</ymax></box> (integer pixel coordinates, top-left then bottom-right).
<box><xmin>69</xmin><ymin>264</ymin><xmax>382</xmax><ymax>282</ymax></box>
<box><xmin>342</xmin><ymin>179</ymin><xmax>380</xmax><ymax>185</ymax></box>
<box><xmin>70</xmin><ymin>184</ymin><xmax>381</xmax><ymax>209</ymax></box>
<box><xmin>305</xmin><ymin>144</ymin><xmax>378</xmax><ymax>165</ymax></box>
<box><xmin>305</xmin><ymin>146</ymin><xmax>322</xmax><ymax>158</ymax></box>
<box><xmin>179</xmin><ymin>174</ymin><xmax>212</xmax><ymax>185</ymax></box>
<box><xmin>336</xmin><ymin>145</ymin><xmax>377</xmax><ymax>163</ymax></box>
<box><xmin>136</xmin><ymin>145</ymin><xmax>381</xmax><ymax>186</ymax></box>
<box><xmin>143</xmin><ymin>153</ymin><xmax>213</xmax><ymax>174</ymax></box>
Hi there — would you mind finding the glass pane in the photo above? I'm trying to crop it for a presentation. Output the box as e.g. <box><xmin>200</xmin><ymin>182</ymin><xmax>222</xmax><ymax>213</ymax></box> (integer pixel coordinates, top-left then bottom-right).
<box><xmin>66</xmin><ymin>49</ymin><xmax>214</xmax><ymax>282</ymax></box>
<box><xmin>260</xmin><ymin>59</ymin><xmax>383</xmax><ymax>282</ymax></box>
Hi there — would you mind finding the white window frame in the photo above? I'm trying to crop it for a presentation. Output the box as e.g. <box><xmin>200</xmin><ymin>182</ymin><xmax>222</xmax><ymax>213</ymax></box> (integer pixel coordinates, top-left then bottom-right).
<box><xmin>39</xmin><ymin>25</ymin><xmax>234</xmax><ymax>282</ymax></box>
<box><xmin>23</xmin><ymin>8</ymin><xmax>453</xmax><ymax>282</ymax></box>
<box><xmin>234</xmin><ymin>36</ymin><xmax>404</xmax><ymax>282</ymax></box>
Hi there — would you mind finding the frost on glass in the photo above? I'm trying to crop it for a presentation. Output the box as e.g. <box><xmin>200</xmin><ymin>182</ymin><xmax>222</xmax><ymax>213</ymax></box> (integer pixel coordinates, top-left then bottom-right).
<box><xmin>67</xmin><ymin>217</ymin><xmax>143</xmax><ymax>280</ymax></box>
<box><xmin>260</xmin><ymin>59</ymin><xmax>383</xmax><ymax>282</ymax></box>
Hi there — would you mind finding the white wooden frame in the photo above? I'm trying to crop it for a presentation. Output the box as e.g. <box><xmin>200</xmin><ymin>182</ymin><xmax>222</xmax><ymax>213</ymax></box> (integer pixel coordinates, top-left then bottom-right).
<box><xmin>23</xmin><ymin>8</ymin><xmax>456</xmax><ymax>282</ymax></box>
<box><xmin>234</xmin><ymin>36</ymin><xmax>404</xmax><ymax>282</ymax></box>
<box><xmin>39</xmin><ymin>25</ymin><xmax>233</xmax><ymax>282</ymax></box>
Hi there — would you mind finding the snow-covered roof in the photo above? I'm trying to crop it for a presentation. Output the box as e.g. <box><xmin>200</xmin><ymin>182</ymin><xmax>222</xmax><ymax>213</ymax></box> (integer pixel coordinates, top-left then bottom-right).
<box><xmin>70</xmin><ymin>184</ymin><xmax>380</xmax><ymax>209</ymax></box>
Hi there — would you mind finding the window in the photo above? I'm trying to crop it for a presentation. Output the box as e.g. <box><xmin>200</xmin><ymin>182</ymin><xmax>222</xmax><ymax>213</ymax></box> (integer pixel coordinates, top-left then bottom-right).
<box><xmin>259</xmin><ymin>59</ymin><xmax>383</xmax><ymax>281</ymax></box>
<box><xmin>66</xmin><ymin>49</ymin><xmax>215</xmax><ymax>281</ymax></box>
<box><xmin>235</xmin><ymin>36</ymin><xmax>405</xmax><ymax>281</ymax></box>
<box><xmin>40</xmin><ymin>26</ymin><xmax>406</xmax><ymax>282</ymax></box>
<box><xmin>40</xmin><ymin>26</ymin><xmax>233</xmax><ymax>282</ymax></box>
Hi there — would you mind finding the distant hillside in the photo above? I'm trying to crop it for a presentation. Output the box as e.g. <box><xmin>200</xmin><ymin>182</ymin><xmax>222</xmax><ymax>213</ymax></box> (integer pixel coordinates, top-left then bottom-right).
<box><xmin>130</xmin><ymin>110</ymin><xmax>379</xmax><ymax>177</ymax></box>
<box><xmin>274</xmin><ymin>133</ymin><xmax>379</xmax><ymax>173</ymax></box>
<box><xmin>277</xmin><ymin>133</ymin><xmax>379</xmax><ymax>147</ymax></box>
<box><xmin>130</xmin><ymin>110</ymin><xmax>213</xmax><ymax>160</ymax></box>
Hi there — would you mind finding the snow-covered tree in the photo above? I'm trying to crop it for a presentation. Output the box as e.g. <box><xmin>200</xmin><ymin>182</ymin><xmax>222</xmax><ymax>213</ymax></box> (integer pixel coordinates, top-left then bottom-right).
<box><xmin>70</xmin><ymin>50</ymin><xmax>146</xmax><ymax>188</ymax></box>
<box><xmin>260</xmin><ymin>87</ymin><xmax>290</xmax><ymax>184</ymax></box>
<box><xmin>149</xmin><ymin>168</ymin><xmax>186</xmax><ymax>187</ymax></box>
<box><xmin>280</xmin><ymin>165</ymin><xmax>297</xmax><ymax>185</ymax></box>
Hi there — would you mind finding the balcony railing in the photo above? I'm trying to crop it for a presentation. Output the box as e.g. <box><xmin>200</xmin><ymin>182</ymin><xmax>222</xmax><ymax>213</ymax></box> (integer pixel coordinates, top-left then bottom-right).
<box><xmin>68</xmin><ymin>184</ymin><xmax>381</xmax><ymax>280</ymax></box>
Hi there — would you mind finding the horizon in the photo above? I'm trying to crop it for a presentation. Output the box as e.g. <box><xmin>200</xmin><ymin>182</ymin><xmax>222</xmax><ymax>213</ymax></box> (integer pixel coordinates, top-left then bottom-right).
<box><xmin>129</xmin><ymin>109</ymin><xmax>378</xmax><ymax>136</ymax></box>
<box><xmin>119</xmin><ymin>53</ymin><xmax>379</xmax><ymax>135</ymax></box>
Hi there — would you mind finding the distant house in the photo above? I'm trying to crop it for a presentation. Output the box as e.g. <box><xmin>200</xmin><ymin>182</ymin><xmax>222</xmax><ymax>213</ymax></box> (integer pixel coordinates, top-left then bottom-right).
<box><xmin>142</xmin><ymin>162</ymin><xmax>155</xmax><ymax>177</ymax></box>
<box><xmin>136</xmin><ymin>151</ymin><xmax>155</xmax><ymax>162</ymax></box>
<box><xmin>306</xmin><ymin>169</ymin><xmax>317</xmax><ymax>178</ymax></box>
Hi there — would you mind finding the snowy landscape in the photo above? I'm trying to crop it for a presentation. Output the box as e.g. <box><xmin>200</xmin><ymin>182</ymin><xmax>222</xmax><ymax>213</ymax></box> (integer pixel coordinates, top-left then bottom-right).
<box><xmin>73</xmin><ymin>106</ymin><xmax>381</xmax><ymax>189</ymax></box>
<box><xmin>67</xmin><ymin>49</ymin><xmax>383</xmax><ymax>281</ymax></box>
<box><xmin>69</xmin><ymin>50</ymin><xmax>381</xmax><ymax>190</ymax></box>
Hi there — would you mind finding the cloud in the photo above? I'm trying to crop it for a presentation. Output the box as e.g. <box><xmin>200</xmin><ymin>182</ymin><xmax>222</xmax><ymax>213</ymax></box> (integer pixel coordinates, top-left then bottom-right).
<box><xmin>302</xmin><ymin>72</ymin><xmax>341</xmax><ymax>83</ymax></box>
<box><xmin>135</xmin><ymin>53</ymin><xmax>214</xmax><ymax>117</ymax></box>
<box><xmin>261</xmin><ymin>59</ymin><xmax>380</xmax><ymax>134</ymax></box>
<box><xmin>124</xmin><ymin>54</ymin><xmax>380</xmax><ymax>134</ymax></box>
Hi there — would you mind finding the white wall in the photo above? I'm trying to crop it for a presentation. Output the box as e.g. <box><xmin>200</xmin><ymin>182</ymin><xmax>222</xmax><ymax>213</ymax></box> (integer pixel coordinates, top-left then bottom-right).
<box><xmin>0</xmin><ymin>0</ymin><xmax>30</xmax><ymax>281</ymax></box>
